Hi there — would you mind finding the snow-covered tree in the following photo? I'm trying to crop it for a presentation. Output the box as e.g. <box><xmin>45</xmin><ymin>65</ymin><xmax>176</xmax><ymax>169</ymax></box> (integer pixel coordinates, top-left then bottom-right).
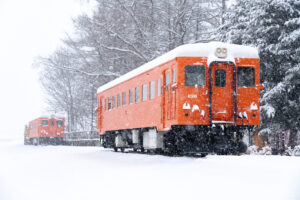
<box><xmin>216</xmin><ymin>0</ymin><xmax>300</xmax><ymax>150</ymax></box>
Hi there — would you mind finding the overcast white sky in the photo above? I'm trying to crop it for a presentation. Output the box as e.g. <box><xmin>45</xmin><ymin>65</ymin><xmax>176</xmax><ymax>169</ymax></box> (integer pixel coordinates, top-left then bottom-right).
<box><xmin>0</xmin><ymin>0</ymin><xmax>95</xmax><ymax>139</ymax></box>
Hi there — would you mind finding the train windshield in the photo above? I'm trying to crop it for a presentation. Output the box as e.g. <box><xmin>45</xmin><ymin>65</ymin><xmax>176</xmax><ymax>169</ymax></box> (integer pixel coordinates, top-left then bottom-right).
<box><xmin>237</xmin><ymin>67</ymin><xmax>255</xmax><ymax>87</ymax></box>
<box><xmin>185</xmin><ymin>65</ymin><xmax>205</xmax><ymax>86</ymax></box>
<box><xmin>42</xmin><ymin>120</ymin><xmax>48</xmax><ymax>126</ymax></box>
<box><xmin>57</xmin><ymin>120</ymin><xmax>63</xmax><ymax>127</ymax></box>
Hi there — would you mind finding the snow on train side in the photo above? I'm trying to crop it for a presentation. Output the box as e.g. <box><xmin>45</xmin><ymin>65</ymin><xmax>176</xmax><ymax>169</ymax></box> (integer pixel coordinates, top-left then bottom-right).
<box><xmin>24</xmin><ymin>116</ymin><xmax>65</xmax><ymax>145</ymax></box>
<box><xmin>96</xmin><ymin>42</ymin><xmax>264</xmax><ymax>155</ymax></box>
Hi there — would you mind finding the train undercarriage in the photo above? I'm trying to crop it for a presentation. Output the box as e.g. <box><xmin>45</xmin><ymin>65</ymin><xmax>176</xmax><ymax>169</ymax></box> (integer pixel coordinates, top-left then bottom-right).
<box><xmin>100</xmin><ymin>125</ymin><xmax>249</xmax><ymax>156</ymax></box>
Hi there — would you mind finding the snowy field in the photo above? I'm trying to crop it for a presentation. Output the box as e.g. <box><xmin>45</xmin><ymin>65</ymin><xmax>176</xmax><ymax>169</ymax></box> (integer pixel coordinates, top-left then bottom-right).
<box><xmin>0</xmin><ymin>138</ymin><xmax>300</xmax><ymax>200</ymax></box>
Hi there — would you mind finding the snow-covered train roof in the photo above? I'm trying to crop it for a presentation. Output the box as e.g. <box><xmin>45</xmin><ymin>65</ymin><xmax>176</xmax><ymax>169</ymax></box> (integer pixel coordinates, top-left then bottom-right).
<box><xmin>97</xmin><ymin>42</ymin><xmax>259</xmax><ymax>93</ymax></box>
<box><xmin>39</xmin><ymin>115</ymin><xmax>65</xmax><ymax>119</ymax></box>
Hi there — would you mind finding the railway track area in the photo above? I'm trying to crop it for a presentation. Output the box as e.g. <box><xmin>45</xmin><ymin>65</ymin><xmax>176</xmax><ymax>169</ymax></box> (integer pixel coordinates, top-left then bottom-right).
<box><xmin>1</xmin><ymin>138</ymin><xmax>300</xmax><ymax>200</ymax></box>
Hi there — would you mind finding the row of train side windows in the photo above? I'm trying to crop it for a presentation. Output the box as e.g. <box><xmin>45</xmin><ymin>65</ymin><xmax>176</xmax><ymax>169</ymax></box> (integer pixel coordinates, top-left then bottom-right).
<box><xmin>104</xmin><ymin>77</ymin><xmax>163</xmax><ymax>111</ymax></box>
<box><xmin>41</xmin><ymin>120</ymin><xmax>63</xmax><ymax>127</ymax></box>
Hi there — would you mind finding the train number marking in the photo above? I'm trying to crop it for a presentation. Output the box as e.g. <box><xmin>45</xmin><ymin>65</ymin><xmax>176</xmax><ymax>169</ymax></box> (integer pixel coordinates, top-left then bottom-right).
<box><xmin>188</xmin><ymin>94</ymin><xmax>197</xmax><ymax>99</ymax></box>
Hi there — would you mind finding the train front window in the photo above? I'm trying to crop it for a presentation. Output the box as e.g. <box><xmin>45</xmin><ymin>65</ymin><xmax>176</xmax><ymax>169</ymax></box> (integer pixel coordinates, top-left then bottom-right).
<box><xmin>238</xmin><ymin>67</ymin><xmax>255</xmax><ymax>87</ymax></box>
<box><xmin>51</xmin><ymin>121</ymin><xmax>54</xmax><ymax>126</ymax></box>
<box><xmin>57</xmin><ymin>120</ymin><xmax>63</xmax><ymax>127</ymax></box>
<box><xmin>215</xmin><ymin>69</ymin><xmax>226</xmax><ymax>87</ymax></box>
<box><xmin>185</xmin><ymin>65</ymin><xmax>205</xmax><ymax>86</ymax></box>
<box><xmin>42</xmin><ymin>120</ymin><xmax>48</xmax><ymax>126</ymax></box>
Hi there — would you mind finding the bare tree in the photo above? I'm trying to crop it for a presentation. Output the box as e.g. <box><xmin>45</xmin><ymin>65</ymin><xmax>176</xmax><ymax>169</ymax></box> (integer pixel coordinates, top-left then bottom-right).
<box><xmin>37</xmin><ymin>0</ymin><xmax>226</xmax><ymax>132</ymax></box>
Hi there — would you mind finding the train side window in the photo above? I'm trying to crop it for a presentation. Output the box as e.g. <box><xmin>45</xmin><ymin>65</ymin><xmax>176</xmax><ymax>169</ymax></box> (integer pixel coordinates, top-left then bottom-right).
<box><xmin>157</xmin><ymin>78</ymin><xmax>161</xmax><ymax>97</ymax></box>
<box><xmin>122</xmin><ymin>92</ymin><xmax>126</xmax><ymax>106</ymax></box>
<box><xmin>237</xmin><ymin>67</ymin><xmax>255</xmax><ymax>87</ymax></box>
<box><xmin>112</xmin><ymin>96</ymin><xmax>116</xmax><ymax>109</ymax></box>
<box><xmin>142</xmin><ymin>84</ymin><xmax>147</xmax><ymax>101</ymax></box>
<box><xmin>105</xmin><ymin>99</ymin><xmax>107</xmax><ymax>111</ymax></box>
<box><xmin>165</xmin><ymin>73</ymin><xmax>169</xmax><ymax>86</ymax></box>
<box><xmin>129</xmin><ymin>89</ymin><xmax>133</xmax><ymax>104</ymax></box>
<box><xmin>57</xmin><ymin>120</ymin><xmax>63</xmax><ymax>127</ymax></box>
<box><xmin>172</xmin><ymin>68</ymin><xmax>176</xmax><ymax>83</ymax></box>
<box><xmin>135</xmin><ymin>87</ymin><xmax>140</xmax><ymax>103</ymax></box>
<box><xmin>108</xmin><ymin>97</ymin><xmax>111</xmax><ymax>110</ymax></box>
<box><xmin>150</xmin><ymin>81</ymin><xmax>155</xmax><ymax>100</ymax></box>
<box><xmin>215</xmin><ymin>69</ymin><xmax>226</xmax><ymax>87</ymax></box>
<box><xmin>42</xmin><ymin>120</ymin><xmax>48</xmax><ymax>126</ymax></box>
<box><xmin>185</xmin><ymin>65</ymin><xmax>206</xmax><ymax>86</ymax></box>
<box><xmin>117</xmin><ymin>94</ymin><xmax>120</xmax><ymax>107</ymax></box>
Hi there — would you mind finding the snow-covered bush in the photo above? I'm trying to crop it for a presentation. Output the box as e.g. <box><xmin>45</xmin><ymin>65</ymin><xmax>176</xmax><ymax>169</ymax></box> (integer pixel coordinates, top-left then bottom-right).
<box><xmin>258</xmin><ymin>146</ymin><xmax>272</xmax><ymax>155</ymax></box>
<box><xmin>292</xmin><ymin>145</ymin><xmax>300</xmax><ymax>156</ymax></box>
<box><xmin>247</xmin><ymin>145</ymin><xmax>259</xmax><ymax>155</ymax></box>
<box><xmin>285</xmin><ymin>146</ymin><xmax>293</xmax><ymax>156</ymax></box>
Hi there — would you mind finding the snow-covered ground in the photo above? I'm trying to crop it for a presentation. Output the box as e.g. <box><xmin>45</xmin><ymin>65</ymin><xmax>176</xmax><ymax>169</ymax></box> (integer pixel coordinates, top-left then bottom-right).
<box><xmin>0</xmin><ymin>138</ymin><xmax>299</xmax><ymax>200</ymax></box>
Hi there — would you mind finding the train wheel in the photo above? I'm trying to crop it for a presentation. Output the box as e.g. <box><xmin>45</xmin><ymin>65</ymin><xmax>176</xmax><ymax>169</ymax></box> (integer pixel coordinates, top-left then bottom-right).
<box><xmin>140</xmin><ymin>147</ymin><xmax>145</xmax><ymax>153</ymax></box>
<box><xmin>120</xmin><ymin>147</ymin><xmax>125</xmax><ymax>153</ymax></box>
<box><xmin>200</xmin><ymin>153</ymin><xmax>207</xmax><ymax>157</ymax></box>
<box><xmin>33</xmin><ymin>138</ymin><xmax>38</xmax><ymax>146</ymax></box>
<box><xmin>237</xmin><ymin>141</ymin><xmax>247</xmax><ymax>154</ymax></box>
<box><xmin>113</xmin><ymin>147</ymin><xmax>118</xmax><ymax>152</ymax></box>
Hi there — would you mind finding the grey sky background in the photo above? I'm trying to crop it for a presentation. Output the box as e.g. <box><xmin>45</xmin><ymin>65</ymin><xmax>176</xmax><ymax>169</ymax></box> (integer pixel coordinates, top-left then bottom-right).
<box><xmin>0</xmin><ymin>0</ymin><xmax>94</xmax><ymax>138</ymax></box>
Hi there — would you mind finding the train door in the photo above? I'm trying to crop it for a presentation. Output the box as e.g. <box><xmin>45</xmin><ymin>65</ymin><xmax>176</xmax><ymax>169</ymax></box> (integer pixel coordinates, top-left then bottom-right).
<box><xmin>97</xmin><ymin>96</ymin><xmax>104</xmax><ymax>132</ymax></box>
<box><xmin>210</xmin><ymin>62</ymin><xmax>235</xmax><ymax>123</ymax></box>
<box><xmin>162</xmin><ymin>69</ymin><xmax>171</xmax><ymax>128</ymax></box>
<box><xmin>171</xmin><ymin>67</ymin><xmax>176</xmax><ymax>120</ymax></box>
<box><xmin>49</xmin><ymin>118</ymin><xmax>56</xmax><ymax>136</ymax></box>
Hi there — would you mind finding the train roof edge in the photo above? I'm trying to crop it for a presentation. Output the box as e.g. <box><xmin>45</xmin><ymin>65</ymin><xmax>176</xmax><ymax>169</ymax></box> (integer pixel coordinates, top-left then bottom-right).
<box><xmin>28</xmin><ymin>115</ymin><xmax>65</xmax><ymax>123</ymax></box>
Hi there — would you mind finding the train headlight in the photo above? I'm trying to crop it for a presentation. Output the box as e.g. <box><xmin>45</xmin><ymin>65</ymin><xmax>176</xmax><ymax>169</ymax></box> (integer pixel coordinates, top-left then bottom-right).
<box><xmin>215</xmin><ymin>47</ymin><xmax>227</xmax><ymax>58</ymax></box>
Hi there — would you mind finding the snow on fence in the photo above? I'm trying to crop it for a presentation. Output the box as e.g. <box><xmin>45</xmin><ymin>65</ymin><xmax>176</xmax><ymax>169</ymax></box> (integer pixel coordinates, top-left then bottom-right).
<box><xmin>64</xmin><ymin>131</ymin><xmax>100</xmax><ymax>146</ymax></box>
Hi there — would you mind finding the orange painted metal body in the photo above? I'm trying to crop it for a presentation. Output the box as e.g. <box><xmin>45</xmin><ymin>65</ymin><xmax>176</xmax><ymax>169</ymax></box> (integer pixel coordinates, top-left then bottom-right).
<box><xmin>27</xmin><ymin>117</ymin><xmax>65</xmax><ymax>139</ymax></box>
<box><xmin>96</xmin><ymin>56</ymin><xmax>261</xmax><ymax>134</ymax></box>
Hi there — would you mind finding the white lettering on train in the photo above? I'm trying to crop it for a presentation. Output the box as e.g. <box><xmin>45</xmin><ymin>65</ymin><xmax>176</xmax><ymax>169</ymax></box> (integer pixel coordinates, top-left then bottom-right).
<box><xmin>188</xmin><ymin>94</ymin><xmax>197</xmax><ymax>98</ymax></box>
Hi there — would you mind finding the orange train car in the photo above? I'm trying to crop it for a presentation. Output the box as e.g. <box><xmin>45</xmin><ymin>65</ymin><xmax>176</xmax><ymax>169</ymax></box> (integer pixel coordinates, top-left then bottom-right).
<box><xmin>24</xmin><ymin>116</ymin><xmax>65</xmax><ymax>145</ymax></box>
<box><xmin>96</xmin><ymin>42</ymin><xmax>264</xmax><ymax>154</ymax></box>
